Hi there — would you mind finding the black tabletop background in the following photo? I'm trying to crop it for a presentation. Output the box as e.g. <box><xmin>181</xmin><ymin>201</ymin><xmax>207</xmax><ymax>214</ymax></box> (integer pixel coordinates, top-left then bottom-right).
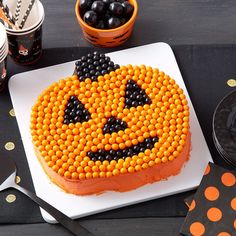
<box><xmin>41</xmin><ymin>0</ymin><xmax>236</xmax><ymax>48</ymax></box>
<box><xmin>0</xmin><ymin>44</ymin><xmax>236</xmax><ymax>235</ymax></box>
<box><xmin>1</xmin><ymin>0</ymin><xmax>236</xmax><ymax>235</ymax></box>
<box><xmin>0</xmin><ymin>46</ymin><xmax>194</xmax><ymax>225</ymax></box>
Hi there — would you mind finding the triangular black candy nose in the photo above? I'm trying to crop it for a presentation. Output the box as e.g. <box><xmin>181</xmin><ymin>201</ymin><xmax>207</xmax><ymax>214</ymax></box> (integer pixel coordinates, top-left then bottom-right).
<box><xmin>103</xmin><ymin>116</ymin><xmax>128</xmax><ymax>134</ymax></box>
<box><xmin>63</xmin><ymin>96</ymin><xmax>91</xmax><ymax>124</ymax></box>
<box><xmin>125</xmin><ymin>79</ymin><xmax>152</xmax><ymax>108</ymax></box>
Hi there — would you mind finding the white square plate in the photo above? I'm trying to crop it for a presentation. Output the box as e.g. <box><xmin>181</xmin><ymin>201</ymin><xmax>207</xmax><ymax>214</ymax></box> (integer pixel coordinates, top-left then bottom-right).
<box><xmin>8</xmin><ymin>42</ymin><xmax>213</xmax><ymax>223</ymax></box>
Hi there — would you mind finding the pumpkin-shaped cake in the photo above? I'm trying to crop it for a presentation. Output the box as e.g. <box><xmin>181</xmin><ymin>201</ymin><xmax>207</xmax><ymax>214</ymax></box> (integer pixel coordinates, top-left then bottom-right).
<box><xmin>30</xmin><ymin>52</ymin><xmax>191</xmax><ymax>195</ymax></box>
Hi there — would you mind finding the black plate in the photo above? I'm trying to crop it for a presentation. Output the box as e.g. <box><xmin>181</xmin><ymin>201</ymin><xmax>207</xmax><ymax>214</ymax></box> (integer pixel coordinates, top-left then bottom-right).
<box><xmin>213</xmin><ymin>131</ymin><xmax>236</xmax><ymax>168</ymax></box>
<box><xmin>213</xmin><ymin>90</ymin><xmax>236</xmax><ymax>169</ymax></box>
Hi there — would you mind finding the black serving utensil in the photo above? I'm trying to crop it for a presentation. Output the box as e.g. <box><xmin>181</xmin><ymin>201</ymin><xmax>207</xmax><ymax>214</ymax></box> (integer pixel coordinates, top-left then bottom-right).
<box><xmin>0</xmin><ymin>155</ymin><xmax>94</xmax><ymax>236</ymax></box>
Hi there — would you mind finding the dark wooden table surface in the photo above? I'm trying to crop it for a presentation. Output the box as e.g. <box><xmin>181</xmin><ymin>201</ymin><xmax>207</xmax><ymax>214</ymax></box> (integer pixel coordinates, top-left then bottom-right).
<box><xmin>1</xmin><ymin>0</ymin><xmax>236</xmax><ymax>235</ymax></box>
<box><xmin>42</xmin><ymin>0</ymin><xmax>236</xmax><ymax>48</ymax></box>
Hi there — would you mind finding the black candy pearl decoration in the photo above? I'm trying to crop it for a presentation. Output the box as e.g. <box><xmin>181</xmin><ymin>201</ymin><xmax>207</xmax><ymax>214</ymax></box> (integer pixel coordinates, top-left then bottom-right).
<box><xmin>104</xmin><ymin>56</ymin><xmax>110</xmax><ymax>62</ymax></box>
<box><xmin>102</xmin><ymin>0</ymin><xmax>115</xmax><ymax>6</ymax></box>
<box><xmin>107</xmin><ymin>17</ymin><xmax>121</xmax><ymax>29</ymax></box>
<box><xmin>122</xmin><ymin>1</ymin><xmax>134</xmax><ymax>16</ymax></box>
<box><xmin>86</xmin><ymin>135</ymin><xmax>158</xmax><ymax>162</ymax></box>
<box><xmin>114</xmin><ymin>64</ymin><xmax>120</xmax><ymax>70</ymax></box>
<box><xmin>90</xmin><ymin>69</ymin><xmax>96</xmax><ymax>75</ymax></box>
<box><xmin>63</xmin><ymin>96</ymin><xmax>91</xmax><ymax>124</ymax></box>
<box><xmin>140</xmin><ymin>147</ymin><xmax>146</xmax><ymax>153</ymax></box>
<box><xmin>95</xmin><ymin>71</ymin><xmax>101</xmax><ymax>76</ymax></box>
<box><xmin>99</xmin><ymin>58</ymin><xmax>105</xmax><ymax>64</ymax></box>
<box><xmin>76</xmin><ymin>110</ymin><xmax>82</xmax><ymax>116</ymax></box>
<box><xmin>98</xmin><ymin>156</ymin><xmax>105</xmax><ymax>162</ymax></box>
<box><xmin>124</xmin><ymin>79</ymin><xmax>152</xmax><ymax>108</ymax></box>
<box><xmin>105</xmin><ymin>154</ymin><xmax>112</xmax><ymax>161</ymax></box>
<box><xmin>109</xmin><ymin>2</ymin><xmax>124</xmax><ymax>16</ymax></box>
<box><xmin>101</xmin><ymin>69</ymin><xmax>108</xmax><ymax>75</ymax></box>
<box><xmin>75</xmin><ymin>51</ymin><xmax>120</xmax><ymax>81</ymax></box>
<box><xmin>108</xmin><ymin>116</ymin><xmax>115</xmax><ymax>123</ymax></box>
<box><xmin>108</xmin><ymin>61</ymin><xmax>114</xmax><ymax>66</ymax></box>
<box><xmin>83</xmin><ymin>10</ymin><xmax>98</xmax><ymax>26</ymax></box>
<box><xmin>93</xmin><ymin>60</ymin><xmax>99</xmax><ymax>66</ymax></box>
<box><xmin>80</xmin><ymin>0</ymin><xmax>93</xmax><ymax>11</ymax></box>
<box><xmin>93</xmin><ymin>55</ymin><xmax>100</xmax><ymax>60</ymax></box>
<box><xmin>91</xmin><ymin>1</ymin><xmax>106</xmax><ymax>14</ymax></box>
<box><xmin>75</xmin><ymin>60</ymin><xmax>81</xmax><ymax>66</ymax></box>
<box><xmin>81</xmin><ymin>62</ymin><xmax>88</xmax><ymax>67</ymax></box>
<box><xmin>101</xmin><ymin>63</ymin><xmax>108</xmax><ymax>69</ymax></box>
<box><xmin>87</xmin><ymin>58</ymin><xmax>93</xmax><ymax>64</ymax></box>
<box><xmin>81</xmin><ymin>56</ymin><xmax>87</xmax><ymax>61</ymax></box>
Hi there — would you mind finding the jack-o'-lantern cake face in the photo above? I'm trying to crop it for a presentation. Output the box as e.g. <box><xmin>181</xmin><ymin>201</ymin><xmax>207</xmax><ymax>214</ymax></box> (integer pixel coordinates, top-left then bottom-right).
<box><xmin>31</xmin><ymin>52</ymin><xmax>190</xmax><ymax>192</ymax></box>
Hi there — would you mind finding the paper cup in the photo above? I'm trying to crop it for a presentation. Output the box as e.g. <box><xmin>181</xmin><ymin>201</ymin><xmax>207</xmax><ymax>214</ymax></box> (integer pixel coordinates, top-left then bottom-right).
<box><xmin>0</xmin><ymin>39</ymin><xmax>7</xmax><ymax>59</ymax></box>
<box><xmin>3</xmin><ymin>0</ymin><xmax>42</xmax><ymax>32</ymax></box>
<box><xmin>0</xmin><ymin>43</ymin><xmax>8</xmax><ymax>61</ymax></box>
<box><xmin>0</xmin><ymin>56</ymin><xmax>7</xmax><ymax>91</ymax></box>
<box><xmin>4</xmin><ymin>0</ymin><xmax>44</xmax><ymax>65</ymax></box>
<box><xmin>0</xmin><ymin>23</ymin><xmax>8</xmax><ymax>91</ymax></box>
<box><xmin>0</xmin><ymin>38</ymin><xmax>8</xmax><ymax>62</ymax></box>
<box><xmin>0</xmin><ymin>22</ymin><xmax>7</xmax><ymax>50</ymax></box>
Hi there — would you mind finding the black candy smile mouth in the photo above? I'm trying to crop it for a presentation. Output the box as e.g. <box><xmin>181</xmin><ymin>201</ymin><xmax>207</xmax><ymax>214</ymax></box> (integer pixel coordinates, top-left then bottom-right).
<box><xmin>87</xmin><ymin>136</ymin><xmax>159</xmax><ymax>162</ymax></box>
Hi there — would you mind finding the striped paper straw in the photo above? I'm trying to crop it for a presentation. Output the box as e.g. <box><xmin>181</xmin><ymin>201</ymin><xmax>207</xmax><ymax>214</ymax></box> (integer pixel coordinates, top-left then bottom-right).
<box><xmin>0</xmin><ymin>0</ymin><xmax>16</xmax><ymax>25</ymax></box>
<box><xmin>14</xmin><ymin>0</ymin><xmax>22</xmax><ymax>23</ymax></box>
<box><xmin>19</xmin><ymin>0</ymin><xmax>35</xmax><ymax>29</ymax></box>
<box><xmin>0</xmin><ymin>1</ymin><xmax>18</xmax><ymax>29</ymax></box>
<box><xmin>0</xmin><ymin>17</ymin><xmax>13</xmax><ymax>29</ymax></box>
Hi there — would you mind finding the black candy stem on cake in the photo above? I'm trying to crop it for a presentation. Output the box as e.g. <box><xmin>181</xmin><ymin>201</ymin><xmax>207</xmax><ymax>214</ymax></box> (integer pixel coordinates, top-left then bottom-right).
<box><xmin>74</xmin><ymin>51</ymin><xmax>120</xmax><ymax>81</ymax></box>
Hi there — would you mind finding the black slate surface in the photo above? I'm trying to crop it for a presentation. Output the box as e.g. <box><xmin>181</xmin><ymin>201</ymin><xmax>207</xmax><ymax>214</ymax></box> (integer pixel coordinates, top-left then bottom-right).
<box><xmin>41</xmin><ymin>0</ymin><xmax>236</xmax><ymax>48</ymax></box>
<box><xmin>0</xmin><ymin>44</ymin><xmax>235</xmax><ymax>228</ymax></box>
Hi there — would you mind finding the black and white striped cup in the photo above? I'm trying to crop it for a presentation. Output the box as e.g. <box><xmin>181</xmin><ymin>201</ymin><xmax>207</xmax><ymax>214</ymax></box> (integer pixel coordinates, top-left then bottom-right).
<box><xmin>4</xmin><ymin>0</ymin><xmax>44</xmax><ymax>65</ymax></box>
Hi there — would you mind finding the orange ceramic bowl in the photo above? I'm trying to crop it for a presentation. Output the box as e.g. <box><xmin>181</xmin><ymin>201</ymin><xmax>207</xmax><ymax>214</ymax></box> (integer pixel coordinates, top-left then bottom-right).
<box><xmin>75</xmin><ymin>0</ymin><xmax>138</xmax><ymax>47</ymax></box>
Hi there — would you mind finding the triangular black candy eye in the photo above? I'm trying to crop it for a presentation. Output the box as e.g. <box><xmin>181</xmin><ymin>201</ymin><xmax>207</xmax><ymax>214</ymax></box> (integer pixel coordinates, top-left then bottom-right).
<box><xmin>74</xmin><ymin>51</ymin><xmax>120</xmax><ymax>82</ymax></box>
<box><xmin>103</xmin><ymin>116</ymin><xmax>128</xmax><ymax>134</ymax></box>
<box><xmin>125</xmin><ymin>79</ymin><xmax>152</xmax><ymax>108</ymax></box>
<box><xmin>63</xmin><ymin>96</ymin><xmax>91</xmax><ymax>124</ymax></box>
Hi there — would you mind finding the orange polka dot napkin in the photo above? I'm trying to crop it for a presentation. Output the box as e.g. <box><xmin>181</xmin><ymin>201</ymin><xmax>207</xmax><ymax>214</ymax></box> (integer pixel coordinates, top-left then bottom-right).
<box><xmin>180</xmin><ymin>162</ymin><xmax>236</xmax><ymax>236</ymax></box>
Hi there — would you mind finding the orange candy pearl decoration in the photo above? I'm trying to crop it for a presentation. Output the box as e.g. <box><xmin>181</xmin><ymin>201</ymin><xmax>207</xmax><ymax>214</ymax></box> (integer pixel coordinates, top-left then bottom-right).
<box><xmin>31</xmin><ymin>65</ymin><xmax>190</xmax><ymax>180</ymax></box>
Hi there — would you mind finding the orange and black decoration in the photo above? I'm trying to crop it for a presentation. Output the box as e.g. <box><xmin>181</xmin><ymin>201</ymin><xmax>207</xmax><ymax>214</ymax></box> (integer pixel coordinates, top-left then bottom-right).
<box><xmin>75</xmin><ymin>0</ymin><xmax>138</xmax><ymax>47</ymax></box>
<box><xmin>180</xmin><ymin>162</ymin><xmax>236</xmax><ymax>236</ymax></box>
<box><xmin>83</xmin><ymin>29</ymin><xmax>131</xmax><ymax>47</ymax></box>
<box><xmin>30</xmin><ymin>51</ymin><xmax>189</xmax><ymax>181</ymax></box>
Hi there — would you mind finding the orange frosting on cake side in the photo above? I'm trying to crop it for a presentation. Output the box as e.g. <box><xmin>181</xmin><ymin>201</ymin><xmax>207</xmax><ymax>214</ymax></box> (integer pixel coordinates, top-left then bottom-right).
<box><xmin>36</xmin><ymin>133</ymin><xmax>190</xmax><ymax>195</ymax></box>
<box><xmin>31</xmin><ymin>64</ymin><xmax>191</xmax><ymax>195</ymax></box>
